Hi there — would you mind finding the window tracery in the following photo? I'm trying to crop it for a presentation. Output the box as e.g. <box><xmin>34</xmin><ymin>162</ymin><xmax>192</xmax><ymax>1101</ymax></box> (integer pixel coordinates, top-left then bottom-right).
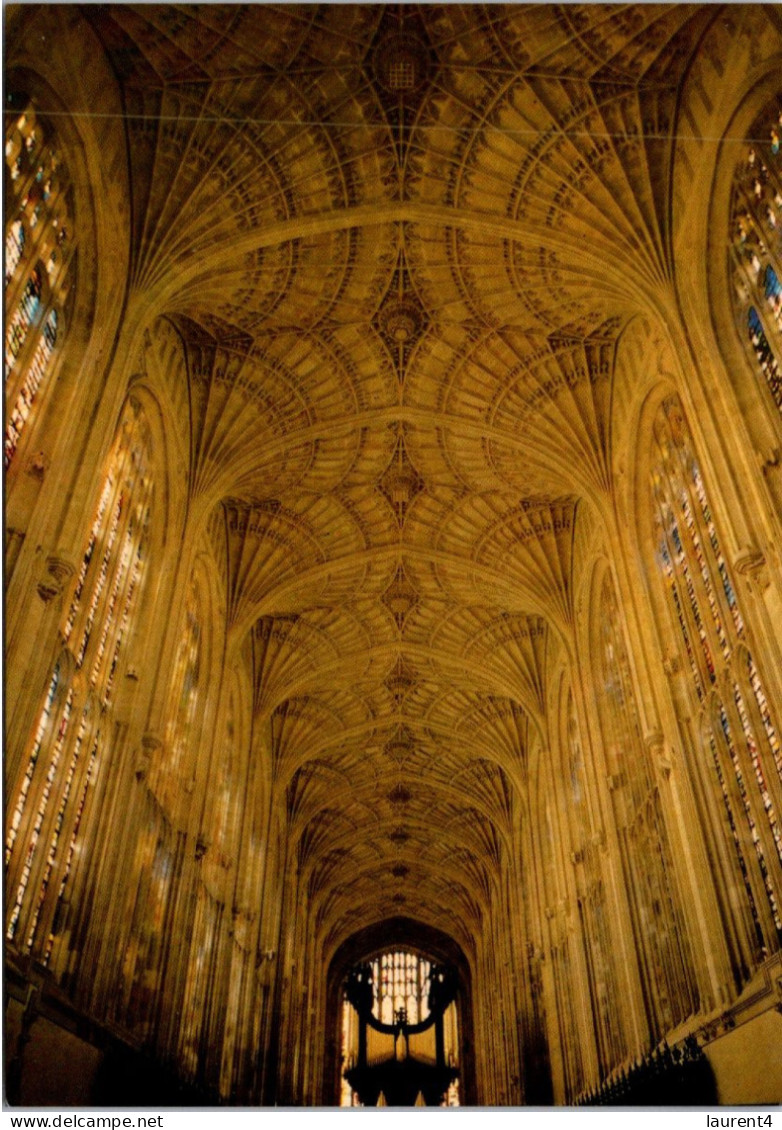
<box><xmin>595</xmin><ymin>572</ymin><xmax>697</xmax><ymax>1038</ymax></box>
<box><xmin>5</xmin><ymin>218</ymin><xmax>25</xmax><ymax>283</ymax></box>
<box><xmin>4</xmin><ymin>100</ymin><xmax>73</xmax><ymax>468</ymax></box>
<box><xmin>730</xmin><ymin>101</ymin><xmax>782</xmax><ymax>412</ymax></box>
<box><xmin>371</xmin><ymin>950</ymin><xmax>432</xmax><ymax>1027</ymax></box>
<box><xmin>340</xmin><ymin>948</ymin><xmax>459</xmax><ymax>1106</ymax></box>
<box><xmin>4</xmin><ymin>398</ymin><xmax>154</xmax><ymax>962</ymax></box>
<box><xmin>651</xmin><ymin>396</ymin><xmax>782</xmax><ymax>959</ymax></box>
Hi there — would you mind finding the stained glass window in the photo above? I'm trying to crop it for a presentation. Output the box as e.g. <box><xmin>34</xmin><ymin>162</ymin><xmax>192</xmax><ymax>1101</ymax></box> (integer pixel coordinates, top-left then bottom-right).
<box><xmin>595</xmin><ymin>572</ymin><xmax>697</xmax><ymax>1036</ymax></box>
<box><xmin>370</xmin><ymin>950</ymin><xmax>432</xmax><ymax>1026</ymax></box>
<box><xmin>340</xmin><ymin>949</ymin><xmax>459</xmax><ymax>1107</ymax></box>
<box><xmin>4</xmin><ymin>398</ymin><xmax>154</xmax><ymax>961</ymax></box>
<box><xmin>651</xmin><ymin>396</ymin><xmax>782</xmax><ymax>955</ymax></box>
<box><xmin>5</xmin><ymin>219</ymin><xmax>25</xmax><ymax>283</ymax></box>
<box><xmin>730</xmin><ymin>102</ymin><xmax>782</xmax><ymax>412</ymax></box>
<box><xmin>4</xmin><ymin>99</ymin><xmax>73</xmax><ymax>467</ymax></box>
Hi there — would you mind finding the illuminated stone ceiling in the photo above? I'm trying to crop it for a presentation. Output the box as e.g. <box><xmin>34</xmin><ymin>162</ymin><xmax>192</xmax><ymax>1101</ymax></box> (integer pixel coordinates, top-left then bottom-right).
<box><xmin>84</xmin><ymin>3</ymin><xmax>735</xmax><ymax>957</ymax></box>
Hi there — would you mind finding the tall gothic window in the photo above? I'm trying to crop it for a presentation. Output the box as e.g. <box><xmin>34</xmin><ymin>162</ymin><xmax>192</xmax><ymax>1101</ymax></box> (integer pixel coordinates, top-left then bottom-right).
<box><xmin>651</xmin><ymin>396</ymin><xmax>782</xmax><ymax>962</ymax></box>
<box><xmin>371</xmin><ymin>950</ymin><xmax>433</xmax><ymax>1026</ymax></box>
<box><xmin>5</xmin><ymin>398</ymin><xmax>154</xmax><ymax>963</ymax></box>
<box><xmin>595</xmin><ymin>572</ymin><xmax>697</xmax><ymax>1039</ymax></box>
<box><xmin>729</xmin><ymin>100</ymin><xmax>782</xmax><ymax>412</ymax></box>
<box><xmin>4</xmin><ymin>100</ymin><xmax>73</xmax><ymax>468</ymax></box>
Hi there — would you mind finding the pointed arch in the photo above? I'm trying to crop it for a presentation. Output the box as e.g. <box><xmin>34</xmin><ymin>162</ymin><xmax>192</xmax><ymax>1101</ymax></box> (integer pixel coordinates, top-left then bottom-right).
<box><xmin>5</xmin><ymin>393</ymin><xmax>159</xmax><ymax>966</ymax></box>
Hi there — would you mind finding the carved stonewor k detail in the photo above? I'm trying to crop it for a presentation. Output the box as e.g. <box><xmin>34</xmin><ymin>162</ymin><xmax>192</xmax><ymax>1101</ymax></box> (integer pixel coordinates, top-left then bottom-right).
<box><xmin>36</xmin><ymin>553</ymin><xmax>75</xmax><ymax>604</ymax></box>
<box><xmin>26</xmin><ymin>450</ymin><xmax>49</xmax><ymax>480</ymax></box>
<box><xmin>384</xmin><ymin>654</ymin><xmax>417</xmax><ymax>702</ymax></box>
<box><xmin>368</xmin><ymin>8</ymin><xmax>436</xmax><ymax>192</ymax></box>
<box><xmin>7</xmin><ymin>5</ymin><xmax>782</xmax><ymax>1110</ymax></box>
<box><xmin>379</xmin><ymin>427</ymin><xmax>424</xmax><ymax>528</ymax></box>
<box><xmin>388</xmin><ymin>783</ymin><xmax>412</xmax><ymax>806</ymax></box>
<box><xmin>734</xmin><ymin>546</ymin><xmax>770</xmax><ymax>594</ymax></box>
<box><xmin>378</xmin><ymin>299</ymin><xmax>424</xmax><ymax>347</ymax></box>
<box><xmin>646</xmin><ymin>730</ymin><xmax>674</xmax><ymax>780</ymax></box>
<box><xmin>382</xmin><ymin>560</ymin><xmax>420</xmax><ymax>626</ymax></box>
<box><xmin>385</xmin><ymin>726</ymin><xmax>413</xmax><ymax>763</ymax></box>
<box><xmin>373</xmin><ymin>32</ymin><xmax>429</xmax><ymax>96</ymax></box>
<box><xmin>373</xmin><ymin>225</ymin><xmax>429</xmax><ymax>382</ymax></box>
<box><xmin>135</xmin><ymin>733</ymin><xmax>162</xmax><ymax>782</ymax></box>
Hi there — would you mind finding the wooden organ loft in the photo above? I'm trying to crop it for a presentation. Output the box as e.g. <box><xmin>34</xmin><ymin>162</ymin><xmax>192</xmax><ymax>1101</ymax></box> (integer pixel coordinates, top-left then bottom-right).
<box><xmin>4</xmin><ymin>3</ymin><xmax>782</xmax><ymax>1108</ymax></box>
<box><xmin>341</xmin><ymin>950</ymin><xmax>459</xmax><ymax>1107</ymax></box>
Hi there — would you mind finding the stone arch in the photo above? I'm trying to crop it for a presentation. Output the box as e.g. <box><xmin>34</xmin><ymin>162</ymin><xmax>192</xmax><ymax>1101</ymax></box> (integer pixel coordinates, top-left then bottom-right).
<box><xmin>324</xmin><ymin>917</ymin><xmax>475</xmax><ymax>1106</ymax></box>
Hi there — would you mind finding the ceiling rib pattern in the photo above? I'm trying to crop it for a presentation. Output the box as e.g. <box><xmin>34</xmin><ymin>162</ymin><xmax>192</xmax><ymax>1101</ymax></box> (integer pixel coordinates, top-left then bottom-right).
<box><xmin>88</xmin><ymin>3</ymin><xmax>721</xmax><ymax>953</ymax></box>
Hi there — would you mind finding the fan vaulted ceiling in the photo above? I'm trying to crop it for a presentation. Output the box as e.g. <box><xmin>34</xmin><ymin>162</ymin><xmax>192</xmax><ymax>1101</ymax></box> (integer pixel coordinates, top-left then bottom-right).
<box><xmin>82</xmin><ymin>3</ymin><xmax>723</xmax><ymax>958</ymax></box>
